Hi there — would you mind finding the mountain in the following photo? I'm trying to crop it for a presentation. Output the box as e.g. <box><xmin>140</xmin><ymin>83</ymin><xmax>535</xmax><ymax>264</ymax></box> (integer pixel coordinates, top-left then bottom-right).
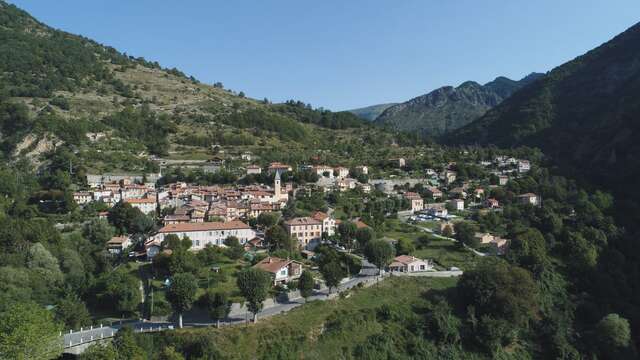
<box><xmin>449</xmin><ymin>22</ymin><xmax>640</xmax><ymax>218</ymax></box>
<box><xmin>347</xmin><ymin>103</ymin><xmax>397</xmax><ymax>121</ymax></box>
<box><xmin>0</xmin><ymin>1</ymin><xmax>396</xmax><ymax>173</ymax></box>
<box><xmin>374</xmin><ymin>73</ymin><xmax>543</xmax><ymax>136</ymax></box>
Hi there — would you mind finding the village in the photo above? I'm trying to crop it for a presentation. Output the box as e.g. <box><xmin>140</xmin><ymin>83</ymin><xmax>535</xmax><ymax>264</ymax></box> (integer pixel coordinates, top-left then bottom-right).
<box><xmin>67</xmin><ymin>151</ymin><xmax>539</xmax><ymax>326</ymax></box>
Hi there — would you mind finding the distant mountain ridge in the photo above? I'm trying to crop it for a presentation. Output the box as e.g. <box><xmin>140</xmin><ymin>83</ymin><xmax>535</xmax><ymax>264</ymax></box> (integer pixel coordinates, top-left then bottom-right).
<box><xmin>348</xmin><ymin>103</ymin><xmax>397</xmax><ymax>121</ymax></box>
<box><xmin>373</xmin><ymin>73</ymin><xmax>543</xmax><ymax>136</ymax></box>
<box><xmin>448</xmin><ymin>21</ymin><xmax>640</xmax><ymax>221</ymax></box>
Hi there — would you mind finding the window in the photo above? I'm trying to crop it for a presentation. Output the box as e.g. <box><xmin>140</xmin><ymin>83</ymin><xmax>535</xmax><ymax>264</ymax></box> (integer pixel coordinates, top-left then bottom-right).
<box><xmin>420</xmin><ymin>265</ymin><xmax>425</xmax><ymax>270</ymax></box>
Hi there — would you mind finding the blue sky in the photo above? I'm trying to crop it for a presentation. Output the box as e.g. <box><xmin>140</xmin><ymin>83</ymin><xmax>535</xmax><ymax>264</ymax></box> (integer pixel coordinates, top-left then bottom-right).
<box><xmin>9</xmin><ymin>0</ymin><xmax>640</xmax><ymax>110</ymax></box>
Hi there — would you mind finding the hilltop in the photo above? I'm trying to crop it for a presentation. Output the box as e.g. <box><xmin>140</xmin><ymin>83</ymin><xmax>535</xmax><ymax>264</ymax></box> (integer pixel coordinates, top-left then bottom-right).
<box><xmin>347</xmin><ymin>103</ymin><xmax>397</xmax><ymax>121</ymax></box>
<box><xmin>0</xmin><ymin>1</ymin><xmax>399</xmax><ymax>174</ymax></box>
<box><xmin>374</xmin><ymin>73</ymin><xmax>543</xmax><ymax>136</ymax></box>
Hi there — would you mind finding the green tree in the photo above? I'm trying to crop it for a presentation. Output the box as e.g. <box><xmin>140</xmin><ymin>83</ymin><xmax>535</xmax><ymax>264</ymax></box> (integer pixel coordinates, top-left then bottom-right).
<box><xmin>454</xmin><ymin>221</ymin><xmax>477</xmax><ymax>248</ymax></box>
<box><xmin>96</xmin><ymin>269</ymin><xmax>141</xmax><ymax>315</ymax></box>
<box><xmin>203</xmin><ymin>290</ymin><xmax>231</xmax><ymax>328</ymax></box>
<box><xmin>338</xmin><ymin>221</ymin><xmax>358</xmax><ymax>250</ymax></box>
<box><xmin>166</xmin><ymin>273</ymin><xmax>198</xmax><ymax>328</ymax></box>
<box><xmin>79</xmin><ymin>343</ymin><xmax>118</xmax><ymax>360</ymax></box>
<box><xmin>236</xmin><ymin>268</ymin><xmax>272</xmax><ymax>322</ymax></box>
<box><xmin>257</xmin><ymin>212</ymin><xmax>279</xmax><ymax>228</ymax></box>
<box><xmin>0</xmin><ymin>302</ymin><xmax>62</xmax><ymax>360</ymax></box>
<box><xmin>364</xmin><ymin>240</ymin><xmax>396</xmax><ymax>276</ymax></box>
<box><xmin>83</xmin><ymin>218</ymin><xmax>115</xmax><ymax>246</ymax></box>
<box><xmin>158</xmin><ymin>346</ymin><xmax>185</xmax><ymax>360</ymax></box>
<box><xmin>223</xmin><ymin>236</ymin><xmax>245</xmax><ymax>260</ymax></box>
<box><xmin>355</xmin><ymin>227</ymin><xmax>374</xmax><ymax>248</ymax></box>
<box><xmin>298</xmin><ymin>270</ymin><xmax>315</xmax><ymax>302</ymax></box>
<box><xmin>112</xmin><ymin>326</ymin><xmax>144</xmax><ymax>360</ymax></box>
<box><xmin>319</xmin><ymin>259</ymin><xmax>346</xmax><ymax>294</ymax></box>
<box><xmin>395</xmin><ymin>237</ymin><xmax>415</xmax><ymax>255</ymax></box>
<box><xmin>595</xmin><ymin>313</ymin><xmax>631</xmax><ymax>356</ymax></box>
<box><xmin>265</xmin><ymin>225</ymin><xmax>294</xmax><ymax>253</ymax></box>
<box><xmin>426</xmin><ymin>299</ymin><xmax>461</xmax><ymax>344</ymax></box>
<box><xmin>54</xmin><ymin>294</ymin><xmax>91</xmax><ymax>329</ymax></box>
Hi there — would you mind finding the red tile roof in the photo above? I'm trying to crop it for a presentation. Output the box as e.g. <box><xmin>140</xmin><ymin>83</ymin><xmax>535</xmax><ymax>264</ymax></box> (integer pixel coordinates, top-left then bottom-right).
<box><xmin>158</xmin><ymin>220</ymin><xmax>251</xmax><ymax>233</ymax></box>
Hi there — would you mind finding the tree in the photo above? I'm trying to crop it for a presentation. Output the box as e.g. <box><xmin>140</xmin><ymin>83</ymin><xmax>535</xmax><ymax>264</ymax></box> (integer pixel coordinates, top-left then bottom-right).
<box><xmin>257</xmin><ymin>212</ymin><xmax>279</xmax><ymax>228</ymax></box>
<box><xmin>457</xmin><ymin>259</ymin><xmax>538</xmax><ymax>328</ymax></box>
<box><xmin>203</xmin><ymin>290</ymin><xmax>231</xmax><ymax>328</ymax></box>
<box><xmin>0</xmin><ymin>302</ymin><xmax>62</xmax><ymax>360</ymax></box>
<box><xmin>112</xmin><ymin>326</ymin><xmax>144</xmax><ymax>360</ymax></box>
<box><xmin>319</xmin><ymin>259</ymin><xmax>346</xmax><ymax>294</ymax></box>
<box><xmin>79</xmin><ymin>343</ymin><xmax>118</xmax><ymax>360</ymax></box>
<box><xmin>355</xmin><ymin>227</ymin><xmax>374</xmax><ymax>248</ymax></box>
<box><xmin>265</xmin><ymin>225</ymin><xmax>294</xmax><ymax>253</ymax></box>
<box><xmin>96</xmin><ymin>269</ymin><xmax>141</xmax><ymax>315</ymax></box>
<box><xmin>417</xmin><ymin>234</ymin><xmax>432</xmax><ymax>248</ymax></box>
<box><xmin>166</xmin><ymin>273</ymin><xmax>198</xmax><ymax>328</ymax></box>
<box><xmin>595</xmin><ymin>313</ymin><xmax>631</xmax><ymax>355</ymax></box>
<box><xmin>236</xmin><ymin>268</ymin><xmax>272</xmax><ymax>322</ymax></box>
<box><xmin>395</xmin><ymin>237</ymin><xmax>415</xmax><ymax>255</ymax></box>
<box><xmin>55</xmin><ymin>294</ymin><xmax>91</xmax><ymax>329</ymax></box>
<box><xmin>441</xmin><ymin>225</ymin><xmax>454</xmax><ymax>238</ymax></box>
<box><xmin>158</xmin><ymin>346</ymin><xmax>185</xmax><ymax>360</ymax></box>
<box><xmin>298</xmin><ymin>270</ymin><xmax>315</xmax><ymax>302</ymax></box>
<box><xmin>364</xmin><ymin>240</ymin><xmax>395</xmax><ymax>276</ymax></box>
<box><xmin>223</xmin><ymin>236</ymin><xmax>245</xmax><ymax>260</ymax></box>
<box><xmin>83</xmin><ymin>218</ymin><xmax>115</xmax><ymax>246</ymax></box>
<box><xmin>454</xmin><ymin>222</ymin><xmax>477</xmax><ymax>248</ymax></box>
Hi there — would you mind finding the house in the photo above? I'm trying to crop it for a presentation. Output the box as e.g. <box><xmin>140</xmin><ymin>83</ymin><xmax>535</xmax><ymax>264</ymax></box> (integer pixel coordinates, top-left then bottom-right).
<box><xmin>73</xmin><ymin>191</ymin><xmax>92</xmax><ymax>205</ymax></box>
<box><xmin>107</xmin><ymin>236</ymin><xmax>131</xmax><ymax>254</ymax></box>
<box><xmin>491</xmin><ymin>237</ymin><xmax>509</xmax><ymax>255</ymax></box>
<box><xmin>144</xmin><ymin>238</ymin><xmax>162</xmax><ymax>259</ymax></box>
<box><xmin>518</xmin><ymin>193</ymin><xmax>540</xmax><ymax>206</ymax></box>
<box><xmin>152</xmin><ymin>221</ymin><xmax>256</xmax><ymax>249</ymax></box>
<box><xmin>244</xmin><ymin>237</ymin><xmax>266</xmax><ymax>251</ymax></box>
<box><xmin>443</xmin><ymin>170</ymin><xmax>457</xmax><ymax>185</ymax></box>
<box><xmin>518</xmin><ymin>160</ymin><xmax>531</xmax><ymax>173</ymax></box>
<box><xmin>355</xmin><ymin>165</ymin><xmax>369</xmax><ymax>175</ymax></box>
<box><xmin>311</xmin><ymin>211</ymin><xmax>336</xmax><ymax>237</ymax></box>
<box><xmin>498</xmin><ymin>175</ymin><xmax>509</xmax><ymax>186</ymax></box>
<box><xmin>474</xmin><ymin>232</ymin><xmax>495</xmax><ymax>245</ymax></box>
<box><xmin>448</xmin><ymin>199</ymin><xmax>465</xmax><ymax>211</ymax></box>
<box><xmin>241</xmin><ymin>152</ymin><xmax>253</xmax><ymax>161</ymax></box>
<box><xmin>253</xmin><ymin>257</ymin><xmax>303</xmax><ymax>285</ymax></box>
<box><xmin>449</xmin><ymin>187</ymin><xmax>467</xmax><ymax>199</ymax></box>
<box><xmin>163</xmin><ymin>214</ymin><xmax>191</xmax><ymax>225</ymax></box>
<box><xmin>283</xmin><ymin>217</ymin><xmax>323</xmax><ymax>249</ymax></box>
<box><xmin>336</xmin><ymin>178</ymin><xmax>358</xmax><ymax>192</ymax></box>
<box><xmin>474</xmin><ymin>188</ymin><xmax>485</xmax><ymax>198</ymax></box>
<box><xmin>246</xmin><ymin>165</ymin><xmax>262</xmax><ymax>175</ymax></box>
<box><xmin>388</xmin><ymin>255</ymin><xmax>433</xmax><ymax>273</ymax></box>
<box><xmin>359</xmin><ymin>183</ymin><xmax>372</xmax><ymax>193</ymax></box>
<box><xmin>390</xmin><ymin>158</ymin><xmax>406</xmax><ymax>168</ymax></box>
<box><xmin>125</xmin><ymin>197</ymin><xmax>157</xmax><ymax>214</ymax></box>
<box><xmin>268</xmin><ymin>162</ymin><xmax>292</xmax><ymax>174</ymax></box>
<box><xmin>426</xmin><ymin>187</ymin><xmax>443</xmax><ymax>199</ymax></box>
<box><xmin>314</xmin><ymin>165</ymin><xmax>334</xmax><ymax>178</ymax></box>
<box><xmin>404</xmin><ymin>192</ymin><xmax>424</xmax><ymax>213</ymax></box>
<box><xmin>425</xmin><ymin>204</ymin><xmax>448</xmax><ymax>218</ymax></box>
<box><xmin>484</xmin><ymin>198</ymin><xmax>500</xmax><ymax>209</ymax></box>
<box><xmin>335</xmin><ymin>167</ymin><xmax>349</xmax><ymax>178</ymax></box>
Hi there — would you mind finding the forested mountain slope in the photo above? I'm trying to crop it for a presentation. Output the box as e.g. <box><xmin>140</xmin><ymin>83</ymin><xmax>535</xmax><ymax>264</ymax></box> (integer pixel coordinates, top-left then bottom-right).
<box><xmin>0</xmin><ymin>0</ymin><xmax>391</xmax><ymax>175</ymax></box>
<box><xmin>373</xmin><ymin>73</ymin><xmax>542</xmax><ymax>136</ymax></box>
<box><xmin>449</xmin><ymin>21</ymin><xmax>640</xmax><ymax>219</ymax></box>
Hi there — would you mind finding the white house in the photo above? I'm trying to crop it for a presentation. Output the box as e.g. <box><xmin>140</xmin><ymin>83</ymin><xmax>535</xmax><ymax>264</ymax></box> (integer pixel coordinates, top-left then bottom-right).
<box><xmin>355</xmin><ymin>165</ymin><xmax>369</xmax><ymax>175</ymax></box>
<box><xmin>311</xmin><ymin>211</ymin><xmax>336</xmax><ymax>236</ymax></box>
<box><xmin>518</xmin><ymin>193</ymin><xmax>540</xmax><ymax>206</ymax></box>
<box><xmin>448</xmin><ymin>199</ymin><xmax>465</xmax><ymax>211</ymax></box>
<box><xmin>152</xmin><ymin>220</ymin><xmax>256</xmax><ymax>249</ymax></box>
<box><xmin>125</xmin><ymin>197</ymin><xmax>157</xmax><ymax>214</ymax></box>
<box><xmin>518</xmin><ymin>160</ymin><xmax>531</xmax><ymax>173</ymax></box>
<box><xmin>246</xmin><ymin>165</ymin><xmax>262</xmax><ymax>175</ymax></box>
<box><xmin>335</xmin><ymin>167</ymin><xmax>349</xmax><ymax>178</ymax></box>
<box><xmin>253</xmin><ymin>257</ymin><xmax>303</xmax><ymax>285</ymax></box>
<box><xmin>404</xmin><ymin>192</ymin><xmax>424</xmax><ymax>213</ymax></box>
<box><xmin>107</xmin><ymin>236</ymin><xmax>132</xmax><ymax>254</ymax></box>
<box><xmin>388</xmin><ymin>255</ymin><xmax>433</xmax><ymax>273</ymax></box>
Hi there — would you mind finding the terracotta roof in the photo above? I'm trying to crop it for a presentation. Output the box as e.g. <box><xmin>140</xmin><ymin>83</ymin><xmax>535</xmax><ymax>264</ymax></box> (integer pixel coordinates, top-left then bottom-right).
<box><xmin>354</xmin><ymin>220</ymin><xmax>370</xmax><ymax>229</ymax></box>
<box><xmin>518</xmin><ymin>193</ymin><xmax>538</xmax><ymax>197</ymax></box>
<box><xmin>158</xmin><ymin>220</ymin><xmax>251</xmax><ymax>233</ymax></box>
<box><xmin>253</xmin><ymin>256</ymin><xmax>298</xmax><ymax>274</ymax></box>
<box><xmin>393</xmin><ymin>255</ymin><xmax>424</xmax><ymax>265</ymax></box>
<box><xmin>284</xmin><ymin>217</ymin><xmax>321</xmax><ymax>226</ymax></box>
<box><xmin>125</xmin><ymin>198</ymin><xmax>156</xmax><ymax>204</ymax></box>
<box><xmin>107</xmin><ymin>236</ymin><xmax>129</xmax><ymax>245</ymax></box>
<box><xmin>311</xmin><ymin>211</ymin><xmax>329</xmax><ymax>221</ymax></box>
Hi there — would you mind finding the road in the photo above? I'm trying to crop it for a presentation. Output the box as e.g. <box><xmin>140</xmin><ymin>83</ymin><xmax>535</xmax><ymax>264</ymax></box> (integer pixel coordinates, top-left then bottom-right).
<box><xmin>63</xmin><ymin>258</ymin><xmax>459</xmax><ymax>350</ymax></box>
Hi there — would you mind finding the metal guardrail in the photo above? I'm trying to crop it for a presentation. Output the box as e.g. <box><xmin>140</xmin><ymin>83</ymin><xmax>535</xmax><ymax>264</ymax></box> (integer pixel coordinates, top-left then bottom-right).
<box><xmin>62</xmin><ymin>322</ymin><xmax>174</xmax><ymax>348</ymax></box>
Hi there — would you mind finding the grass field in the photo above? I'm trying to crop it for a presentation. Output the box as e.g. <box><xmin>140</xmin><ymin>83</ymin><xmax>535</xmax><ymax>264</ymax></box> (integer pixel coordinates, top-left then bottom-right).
<box><xmin>140</xmin><ymin>276</ymin><xmax>458</xmax><ymax>359</ymax></box>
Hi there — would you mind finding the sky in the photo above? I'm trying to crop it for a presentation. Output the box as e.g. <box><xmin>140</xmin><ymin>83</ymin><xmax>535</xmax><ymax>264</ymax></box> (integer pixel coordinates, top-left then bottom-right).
<box><xmin>8</xmin><ymin>0</ymin><xmax>640</xmax><ymax>111</ymax></box>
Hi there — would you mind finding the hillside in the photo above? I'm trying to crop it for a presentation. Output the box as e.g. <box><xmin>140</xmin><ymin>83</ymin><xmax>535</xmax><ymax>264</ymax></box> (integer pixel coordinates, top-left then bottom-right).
<box><xmin>0</xmin><ymin>1</ymin><xmax>395</xmax><ymax>174</ymax></box>
<box><xmin>449</xmin><ymin>21</ymin><xmax>640</xmax><ymax>219</ymax></box>
<box><xmin>347</xmin><ymin>103</ymin><xmax>397</xmax><ymax>121</ymax></box>
<box><xmin>374</xmin><ymin>74</ymin><xmax>543</xmax><ymax>136</ymax></box>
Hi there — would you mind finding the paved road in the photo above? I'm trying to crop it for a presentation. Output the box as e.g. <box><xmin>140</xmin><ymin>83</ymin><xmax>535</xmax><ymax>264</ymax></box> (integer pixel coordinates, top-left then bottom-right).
<box><xmin>63</xmin><ymin>258</ymin><xmax>460</xmax><ymax>350</ymax></box>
